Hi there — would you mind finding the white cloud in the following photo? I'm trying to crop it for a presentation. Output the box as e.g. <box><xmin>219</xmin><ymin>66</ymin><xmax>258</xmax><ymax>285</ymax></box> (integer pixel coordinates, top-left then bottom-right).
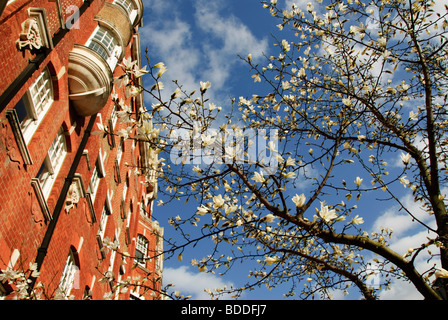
<box><xmin>139</xmin><ymin>0</ymin><xmax>268</xmax><ymax>107</ymax></box>
<box><xmin>370</xmin><ymin>193</ymin><xmax>440</xmax><ymax>299</ymax></box>
<box><xmin>163</xmin><ymin>265</ymin><xmax>235</xmax><ymax>300</ymax></box>
<box><xmin>193</xmin><ymin>0</ymin><xmax>268</xmax><ymax>90</ymax></box>
<box><xmin>378</xmin><ymin>279</ymin><xmax>424</xmax><ymax>300</ymax></box>
<box><xmin>371</xmin><ymin>193</ymin><xmax>434</xmax><ymax>240</ymax></box>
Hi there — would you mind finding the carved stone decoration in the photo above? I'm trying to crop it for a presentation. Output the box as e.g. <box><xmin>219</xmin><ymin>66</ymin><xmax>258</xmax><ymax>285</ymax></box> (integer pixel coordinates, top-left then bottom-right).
<box><xmin>17</xmin><ymin>18</ymin><xmax>43</xmax><ymax>51</ymax></box>
<box><xmin>29</xmin><ymin>191</ymin><xmax>44</xmax><ymax>226</ymax></box>
<box><xmin>65</xmin><ymin>182</ymin><xmax>81</xmax><ymax>212</ymax></box>
<box><xmin>16</xmin><ymin>8</ymin><xmax>53</xmax><ymax>52</ymax></box>
<box><xmin>1</xmin><ymin>121</ymin><xmax>22</xmax><ymax>170</ymax></box>
<box><xmin>65</xmin><ymin>174</ymin><xmax>87</xmax><ymax>213</ymax></box>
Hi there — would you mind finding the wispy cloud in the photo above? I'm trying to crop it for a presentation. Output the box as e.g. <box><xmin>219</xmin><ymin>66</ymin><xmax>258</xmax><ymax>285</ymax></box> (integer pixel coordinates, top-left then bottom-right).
<box><xmin>139</xmin><ymin>0</ymin><xmax>268</xmax><ymax>104</ymax></box>
<box><xmin>164</xmin><ymin>265</ymin><xmax>236</xmax><ymax>300</ymax></box>
<box><xmin>370</xmin><ymin>193</ymin><xmax>439</xmax><ymax>299</ymax></box>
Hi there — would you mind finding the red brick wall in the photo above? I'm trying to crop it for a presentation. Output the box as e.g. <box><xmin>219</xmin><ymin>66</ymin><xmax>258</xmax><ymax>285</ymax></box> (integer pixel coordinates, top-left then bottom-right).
<box><xmin>0</xmin><ymin>0</ymin><xmax>162</xmax><ymax>300</ymax></box>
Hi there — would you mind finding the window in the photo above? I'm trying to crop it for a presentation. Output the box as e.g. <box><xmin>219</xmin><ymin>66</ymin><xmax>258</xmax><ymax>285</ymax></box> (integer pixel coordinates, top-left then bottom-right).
<box><xmin>97</xmin><ymin>203</ymin><xmax>110</xmax><ymax>242</ymax></box>
<box><xmin>135</xmin><ymin>234</ymin><xmax>148</xmax><ymax>267</ymax></box>
<box><xmin>108</xmin><ymin>235</ymin><xmax>118</xmax><ymax>272</ymax></box>
<box><xmin>116</xmin><ymin>138</ymin><xmax>124</xmax><ymax>164</ymax></box>
<box><xmin>88</xmin><ymin>151</ymin><xmax>105</xmax><ymax>202</ymax></box>
<box><xmin>89</xmin><ymin>166</ymin><xmax>100</xmax><ymax>200</ymax></box>
<box><xmin>14</xmin><ymin>67</ymin><xmax>53</xmax><ymax>143</ymax></box>
<box><xmin>37</xmin><ymin>127</ymin><xmax>67</xmax><ymax>198</ymax></box>
<box><xmin>113</xmin><ymin>0</ymin><xmax>137</xmax><ymax>23</ymax></box>
<box><xmin>86</xmin><ymin>27</ymin><xmax>121</xmax><ymax>70</ymax></box>
<box><xmin>57</xmin><ymin>249</ymin><xmax>79</xmax><ymax>299</ymax></box>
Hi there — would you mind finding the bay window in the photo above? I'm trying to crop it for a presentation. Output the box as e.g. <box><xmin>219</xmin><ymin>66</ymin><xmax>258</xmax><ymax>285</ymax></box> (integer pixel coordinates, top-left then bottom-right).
<box><xmin>86</xmin><ymin>27</ymin><xmax>121</xmax><ymax>71</ymax></box>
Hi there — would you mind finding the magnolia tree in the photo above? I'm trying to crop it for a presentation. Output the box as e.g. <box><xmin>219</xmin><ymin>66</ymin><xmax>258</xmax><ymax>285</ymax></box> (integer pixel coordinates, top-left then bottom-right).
<box><xmin>7</xmin><ymin>0</ymin><xmax>448</xmax><ymax>300</ymax></box>
<box><xmin>105</xmin><ymin>0</ymin><xmax>448</xmax><ymax>300</ymax></box>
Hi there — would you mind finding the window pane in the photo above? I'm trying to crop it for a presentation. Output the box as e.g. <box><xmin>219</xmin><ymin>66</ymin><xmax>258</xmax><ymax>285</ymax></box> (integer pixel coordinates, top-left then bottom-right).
<box><xmin>14</xmin><ymin>96</ymin><xmax>29</xmax><ymax>124</ymax></box>
<box><xmin>114</xmin><ymin>0</ymin><xmax>135</xmax><ymax>15</ymax></box>
<box><xmin>48</xmin><ymin>127</ymin><xmax>67</xmax><ymax>168</ymax></box>
<box><xmin>135</xmin><ymin>235</ymin><xmax>148</xmax><ymax>266</ymax></box>
<box><xmin>29</xmin><ymin>71</ymin><xmax>53</xmax><ymax>114</ymax></box>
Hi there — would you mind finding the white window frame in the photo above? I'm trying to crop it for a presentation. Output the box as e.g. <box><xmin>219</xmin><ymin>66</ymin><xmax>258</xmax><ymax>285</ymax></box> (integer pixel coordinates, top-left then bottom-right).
<box><xmin>37</xmin><ymin>127</ymin><xmax>67</xmax><ymax>199</ymax></box>
<box><xmin>116</xmin><ymin>138</ymin><xmax>123</xmax><ymax>165</ymax></box>
<box><xmin>86</xmin><ymin>26</ymin><xmax>121</xmax><ymax>71</ymax></box>
<box><xmin>89</xmin><ymin>165</ymin><xmax>100</xmax><ymax>201</ymax></box>
<box><xmin>97</xmin><ymin>204</ymin><xmax>110</xmax><ymax>242</ymax></box>
<box><xmin>113</xmin><ymin>0</ymin><xmax>137</xmax><ymax>23</ymax></box>
<box><xmin>89</xmin><ymin>149</ymin><xmax>105</xmax><ymax>202</ymax></box>
<box><xmin>135</xmin><ymin>234</ymin><xmax>148</xmax><ymax>267</ymax></box>
<box><xmin>15</xmin><ymin>67</ymin><xmax>54</xmax><ymax>144</ymax></box>
<box><xmin>108</xmin><ymin>233</ymin><xmax>119</xmax><ymax>272</ymax></box>
<box><xmin>58</xmin><ymin>249</ymin><xmax>78</xmax><ymax>299</ymax></box>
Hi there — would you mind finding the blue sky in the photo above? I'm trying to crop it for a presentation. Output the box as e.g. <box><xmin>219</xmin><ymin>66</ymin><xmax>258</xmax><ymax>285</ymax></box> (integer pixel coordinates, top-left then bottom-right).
<box><xmin>138</xmin><ymin>0</ymin><xmax>445</xmax><ymax>300</ymax></box>
<box><xmin>139</xmin><ymin>0</ymin><xmax>283</xmax><ymax>300</ymax></box>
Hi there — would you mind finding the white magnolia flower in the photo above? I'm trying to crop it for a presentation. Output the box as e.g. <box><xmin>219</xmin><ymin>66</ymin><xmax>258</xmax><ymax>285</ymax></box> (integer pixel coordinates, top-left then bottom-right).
<box><xmin>409</xmin><ymin>111</ymin><xmax>418</xmax><ymax>121</ymax></box>
<box><xmin>400</xmin><ymin>152</ymin><xmax>411</xmax><ymax>165</ymax></box>
<box><xmin>172</xmin><ymin>88</ymin><xmax>182</xmax><ymax>99</ymax></box>
<box><xmin>129</xmin><ymin>86</ymin><xmax>142</xmax><ymax>97</ymax></box>
<box><xmin>213</xmin><ymin>194</ymin><xmax>225</xmax><ymax>209</ymax></box>
<box><xmin>196</xmin><ymin>205</ymin><xmax>209</xmax><ymax>216</ymax></box>
<box><xmin>318</xmin><ymin>201</ymin><xmax>338</xmax><ymax>222</ymax></box>
<box><xmin>201</xmin><ymin>134</ymin><xmax>215</xmax><ymax>147</ymax></box>
<box><xmin>252</xmin><ymin>171</ymin><xmax>266</xmax><ymax>183</ymax></box>
<box><xmin>282</xmin><ymin>81</ymin><xmax>291</xmax><ymax>90</ymax></box>
<box><xmin>399</xmin><ymin>176</ymin><xmax>409</xmax><ymax>187</ymax></box>
<box><xmin>262</xmin><ymin>214</ymin><xmax>276</xmax><ymax>223</ymax></box>
<box><xmin>264</xmin><ymin>256</ymin><xmax>278</xmax><ymax>265</ymax></box>
<box><xmin>151</xmin><ymin>81</ymin><xmax>164</xmax><ymax>91</ymax></box>
<box><xmin>92</xmin><ymin>121</ymin><xmax>107</xmax><ymax>135</ymax></box>
<box><xmin>200</xmin><ymin>81</ymin><xmax>211</xmax><ymax>92</ymax></box>
<box><xmin>120</xmin><ymin>56</ymin><xmax>136</xmax><ymax>70</ymax></box>
<box><xmin>350</xmin><ymin>215</ymin><xmax>364</xmax><ymax>225</ymax></box>
<box><xmin>153</xmin><ymin>62</ymin><xmax>165</xmax><ymax>69</ymax></box>
<box><xmin>285</xmin><ymin>157</ymin><xmax>295</xmax><ymax>167</ymax></box>
<box><xmin>354</xmin><ymin>177</ymin><xmax>363</xmax><ymax>187</ymax></box>
<box><xmin>133</xmin><ymin>65</ymin><xmax>150</xmax><ymax>78</ymax></box>
<box><xmin>114</xmin><ymin>74</ymin><xmax>129</xmax><ymax>88</ymax></box>
<box><xmin>292</xmin><ymin>194</ymin><xmax>306</xmax><ymax>208</ymax></box>
<box><xmin>282</xmin><ymin>171</ymin><xmax>296</xmax><ymax>179</ymax></box>
<box><xmin>117</xmin><ymin>128</ymin><xmax>131</xmax><ymax>139</ymax></box>
<box><xmin>282</xmin><ymin>39</ymin><xmax>291</xmax><ymax>52</ymax></box>
<box><xmin>435</xmin><ymin>268</ymin><xmax>448</xmax><ymax>279</ymax></box>
<box><xmin>252</xmin><ymin>74</ymin><xmax>261</xmax><ymax>82</ymax></box>
<box><xmin>342</xmin><ymin>97</ymin><xmax>352</xmax><ymax>106</ymax></box>
<box><xmin>382</xmin><ymin>50</ymin><xmax>391</xmax><ymax>59</ymax></box>
<box><xmin>157</xmin><ymin>64</ymin><xmax>167</xmax><ymax>78</ymax></box>
<box><xmin>377</xmin><ymin>37</ymin><xmax>387</xmax><ymax>47</ymax></box>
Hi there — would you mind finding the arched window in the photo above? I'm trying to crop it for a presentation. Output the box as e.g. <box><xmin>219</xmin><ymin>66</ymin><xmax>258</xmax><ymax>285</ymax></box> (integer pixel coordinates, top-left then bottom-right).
<box><xmin>57</xmin><ymin>247</ymin><xmax>80</xmax><ymax>299</ymax></box>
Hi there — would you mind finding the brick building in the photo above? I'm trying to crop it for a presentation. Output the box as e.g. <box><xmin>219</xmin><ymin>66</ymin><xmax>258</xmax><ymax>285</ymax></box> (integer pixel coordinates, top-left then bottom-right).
<box><xmin>0</xmin><ymin>0</ymin><xmax>163</xmax><ymax>299</ymax></box>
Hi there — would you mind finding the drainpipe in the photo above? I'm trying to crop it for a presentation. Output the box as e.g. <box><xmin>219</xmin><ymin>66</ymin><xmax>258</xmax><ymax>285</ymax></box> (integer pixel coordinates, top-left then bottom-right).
<box><xmin>28</xmin><ymin>113</ymin><xmax>97</xmax><ymax>293</ymax></box>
